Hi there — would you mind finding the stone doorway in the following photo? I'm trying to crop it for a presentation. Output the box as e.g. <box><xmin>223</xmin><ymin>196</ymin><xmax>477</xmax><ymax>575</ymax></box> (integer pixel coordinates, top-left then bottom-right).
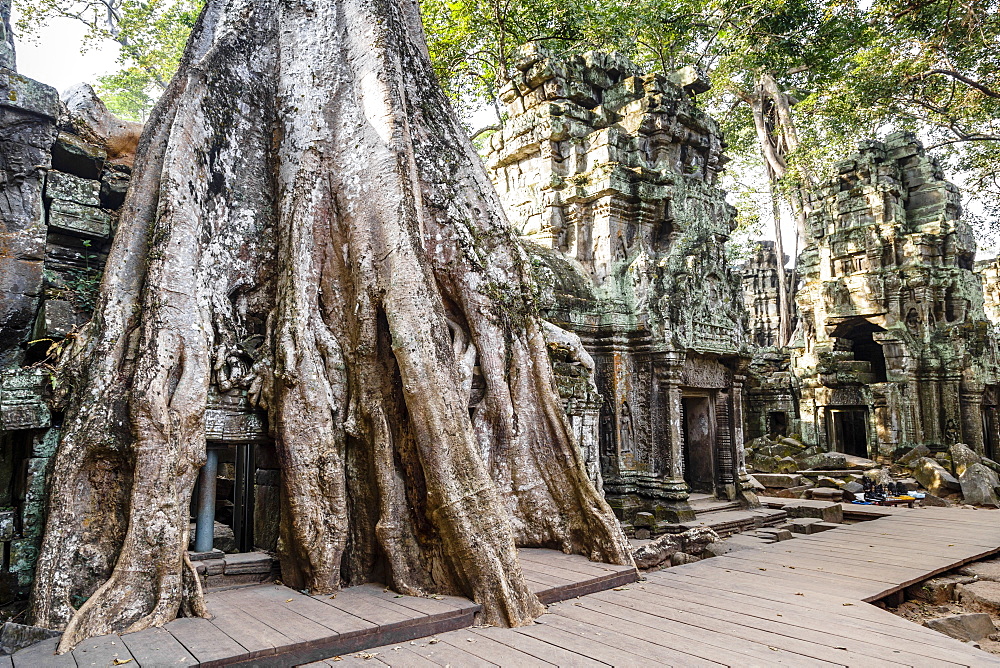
<box><xmin>682</xmin><ymin>395</ymin><xmax>716</xmax><ymax>494</ymax></box>
<box><xmin>829</xmin><ymin>407</ymin><xmax>869</xmax><ymax>458</ymax></box>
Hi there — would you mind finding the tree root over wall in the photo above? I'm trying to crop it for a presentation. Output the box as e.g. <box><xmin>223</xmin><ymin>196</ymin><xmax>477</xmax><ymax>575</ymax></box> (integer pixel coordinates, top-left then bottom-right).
<box><xmin>28</xmin><ymin>0</ymin><xmax>634</xmax><ymax>653</ymax></box>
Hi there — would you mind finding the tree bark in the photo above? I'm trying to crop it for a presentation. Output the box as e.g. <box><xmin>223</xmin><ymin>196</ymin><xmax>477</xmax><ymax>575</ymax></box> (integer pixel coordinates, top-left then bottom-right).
<box><xmin>31</xmin><ymin>0</ymin><xmax>633</xmax><ymax>652</ymax></box>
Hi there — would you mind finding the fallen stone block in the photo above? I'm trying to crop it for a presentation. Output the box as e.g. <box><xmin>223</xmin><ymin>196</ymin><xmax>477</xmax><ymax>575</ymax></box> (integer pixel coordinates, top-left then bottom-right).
<box><xmin>746</xmin><ymin>475</ymin><xmax>767</xmax><ymax>492</ymax></box>
<box><xmin>959</xmin><ymin>462</ymin><xmax>1000</xmax><ymax>506</ymax></box>
<box><xmin>950</xmin><ymin>443</ymin><xmax>982</xmax><ymax>477</ymax></box>
<box><xmin>809</xmin><ymin>487</ymin><xmax>847</xmax><ymax>502</ymax></box>
<box><xmin>812</xmin><ymin>522</ymin><xmax>842</xmax><ymax>532</ymax></box>
<box><xmin>842</xmin><ymin>481</ymin><xmax>864</xmax><ymax>494</ymax></box>
<box><xmin>0</xmin><ymin>623</ymin><xmax>61</xmax><ymax>656</ymax></box>
<box><xmin>958</xmin><ymin>580</ymin><xmax>1000</xmax><ymax>614</ymax></box>
<box><xmin>907</xmin><ymin>575</ymin><xmax>977</xmax><ymax>604</ymax></box>
<box><xmin>632</xmin><ymin>532</ymin><xmax>681</xmax><ymax>569</ymax></box>
<box><xmin>752</xmin><ymin>473</ymin><xmax>802</xmax><ymax>488</ymax></box>
<box><xmin>912</xmin><ymin>457</ymin><xmax>961</xmax><ymax>496</ymax></box>
<box><xmin>920</xmin><ymin>493</ymin><xmax>952</xmax><ymax>507</ymax></box>
<box><xmin>898</xmin><ymin>444</ymin><xmax>931</xmax><ymax>466</ymax></box>
<box><xmin>924</xmin><ymin>613</ymin><xmax>996</xmax><ymax>642</ymax></box>
<box><xmin>789</xmin><ymin>517</ymin><xmax>822</xmax><ymax>534</ymax></box>
<box><xmin>816</xmin><ymin>475</ymin><xmax>843</xmax><ymax>488</ymax></box>
<box><xmin>703</xmin><ymin>534</ymin><xmax>771</xmax><ymax>556</ymax></box>
<box><xmin>223</xmin><ymin>551</ymin><xmax>273</xmax><ymax>575</ymax></box>
<box><xmin>756</xmin><ymin>527</ymin><xmax>793</xmax><ymax>542</ymax></box>
<box><xmin>775</xmin><ymin>484</ymin><xmax>813</xmax><ymax>499</ymax></box>
<box><xmin>782</xmin><ymin>500</ymin><xmax>844</xmax><ymax>523</ymax></box>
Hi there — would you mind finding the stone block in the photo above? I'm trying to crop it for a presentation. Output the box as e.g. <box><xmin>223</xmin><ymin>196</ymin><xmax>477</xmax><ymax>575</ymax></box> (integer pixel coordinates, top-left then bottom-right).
<box><xmin>912</xmin><ymin>457</ymin><xmax>961</xmax><ymax>496</ymax></box>
<box><xmin>31</xmin><ymin>428</ymin><xmax>59</xmax><ymax>458</ymax></box>
<box><xmin>752</xmin><ymin>473</ymin><xmax>802</xmax><ymax>488</ymax></box>
<box><xmin>633</xmin><ymin>511</ymin><xmax>655</xmax><ymax>528</ymax></box>
<box><xmin>809</xmin><ymin>487</ymin><xmax>846</xmax><ymax>502</ymax></box>
<box><xmin>0</xmin><ymin>510</ymin><xmax>15</xmax><ymax>542</ymax></box>
<box><xmin>47</xmin><ymin>199</ymin><xmax>113</xmax><ymax>239</ymax></box>
<box><xmin>924</xmin><ymin>613</ymin><xmax>996</xmax><ymax>642</ymax></box>
<box><xmin>756</xmin><ymin>527</ymin><xmax>793</xmax><ymax>542</ymax></box>
<box><xmin>958</xmin><ymin>580</ymin><xmax>1000</xmax><ymax>613</ymax></box>
<box><xmin>816</xmin><ymin>475</ymin><xmax>843</xmax><ymax>488</ymax></box>
<box><xmin>0</xmin><ymin>622</ymin><xmax>60</xmax><ymax>656</ymax></box>
<box><xmin>51</xmin><ymin>131</ymin><xmax>105</xmax><ymax>179</ymax></box>
<box><xmin>789</xmin><ymin>517</ymin><xmax>822</xmax><ymax>534</ymax></box>
<box><xmin>100</xmin><ymin>164</ymin><xmax>131</xmax><ymax>209</ymax></box>
<box><xmin>223</xmin><ymin>551</ymin><xmax>272</xmax><ymax>575</ymax></box>
<box><xmin>44</xmin><ymin>170</ymin><xmax>101</xmax><ymax>207</ymax></box>
<box><xmin>950</xmin><ymin>443</ymin><xmax>981</xmax><ymax>477</ymax></box>
<box><xmin>898</xmin><ymin>445</ymin><xmax>931</xmax><ymax>466</ymax></box>
<box><xmin>632</xmin><ymin>532</ymin><xmax>681</xmax><ymax>569</ymax></box>
<box><xmin>9</xmin><ymin>538</ymin><xmax>38</xmax><ymax>573</ymax></box>
<box><xmin>0</xmin><ymin>71</ymin><xmax>59</xmax><ymax>119</ymax></box>
<box><xmin>21</xmin><ymin>457</ymin><xmax>51</xmax><ymax>539</ymax></box>
<box><xmin>0</xmin><ymin>258</ymin><xmax>44</xmax><ymax>367</ymax></box>
<box><xmin>782</xmin><ymin>501</ymin><xmax>843</xmax><ymax>524</ymax></box>
<box><xmin>907</xmin><ymin>575</ymin><xmax>977</xmax><ymax>604</ymax></box>
<box><xmin>253</xmin><ymin>483</ymin><xmax>280</xmax><ymax>552</ymax></box>
<box><xmin>920</xmin><ymin>493</ymin><xmax>952</xmax><ymax>507</ymax></box>
<box><xmin>775</xmin><ymin>484</ymin><xmax>812</xmax><ymax>499</ymax></box>
<box><xmin>704</xmin><ymin>534</ymin><xmax>770</xmax><ymax>556</ymax></box>
<box><xmin>843</xmin><ymin>481</ymin><xmax>863</xmax><ymax>494</ymax></box>
<box><xmin>32</xmin><ymin>299</ymin><xmax>81</xmax><ymax>340</ymax></box>
<box><xmin>959</xmin><ymin>463</ymin><xmax>1000</xmax><ymax>506</ymax></box>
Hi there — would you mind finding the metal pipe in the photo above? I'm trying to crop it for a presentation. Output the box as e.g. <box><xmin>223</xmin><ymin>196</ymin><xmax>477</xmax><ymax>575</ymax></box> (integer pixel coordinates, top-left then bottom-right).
<box><xmin>194</xmin><ymin>448</ymin><xmax>219</xmax><ymax>553</ymax></box>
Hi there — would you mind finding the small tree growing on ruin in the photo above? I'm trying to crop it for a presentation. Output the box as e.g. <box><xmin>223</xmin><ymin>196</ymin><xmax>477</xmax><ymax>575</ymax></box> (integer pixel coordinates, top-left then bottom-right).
<box><xmin>30</xmin><ymin>0</ymin><xmax>633</xmax><ymax>651</ymax></box>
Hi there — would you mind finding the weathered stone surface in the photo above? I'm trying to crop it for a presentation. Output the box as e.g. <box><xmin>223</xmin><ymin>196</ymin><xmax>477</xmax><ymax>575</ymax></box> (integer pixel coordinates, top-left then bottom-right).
<box><xmin>704</xmin><ymin>534</ymin><xmax>771</xmax><ymax>556</ymax></box>
<box><xmin>632</xmin><ymin>532</ymin><xmax>682</xmax><ymax>569</ymax></box>
<box><xmin>746</xmin><ymin>475</ymin><xmax>766</xmax><ymax>492</ymax></box>
<box><xmin>912</xmin><ymin>457</ymin><xmax>962</xmax><ymax>496</ymax></box>
<box><xmin>254</xmin><ymin>482</ymin><xmax>280</xmax><ymax>552</ymax></box>
<box><xmin>959</xmin><ymin>462</ymin><xmax>1000</xmax><ymax>506</ymax></box>
<box><xmin>44</xmin><ymin>170</ymin><xmax>101</xmax><ymax>207</ymax></box>
<box><xmin>907</xmin><ymin>575</ymin><xmax>977</xmax><ymax>604</ymax></box>
<box><xmin>958</xmin><ymin>559</ymin><xmax>1000</xmax><ymax>582</ymax></box>
<box><xmin>32</xmin><ymin>298</ymin><xmax>82</xmax><ymax>339</ymax></box>
<box><xmin>958</xmin><ymin>580</ymin><xmax>1000</xmax><ymax>614</ymax></box>
<box><xmin>752</xmin><ymin>473</ymin><xmax>802</xmax><ymax>488</ymax></box>
<box><xmin>680</xmin><ymin>527</ymin><xmax>719</xmax><ymax>555</ymax></box>
<box><xmin>0</xmin><ymin>70</ymin><xmax>59</xmax><ymax>120</ymax></box>
<box><xmin>0</xmin><ymin>622</ymin><xmax>60</xmax><ymax>656</ymax></box>
<box><xmin>782</xmin><ymin>500</ymin><xmax>843</xmax><ymax>523</ymax></box>
<box><xmin>47</xmin><ymin>199</ymin><xmax>113</xmax><ymax>239</ymax></box>
<box><xmin>62</xmin><ymin>83</ymin><xmax>142</xmax><ymax>167</ymax></box>
<box><xmin>756</xmin><ymin>527</ymin><xmax>793</xmax><ymax>542</ymax></box>
<box><xmin>21</xmin><ymin>457</ymin><xmax>51</xmax><ymax>539</ymax></box>
<box><xmin>899</xmin><ymin>444</ymin><xmax>931</xmax><ymax>466</ymax></box>
<box><xmin>0</xmin><ymin>370</ymin><xmax>50</xmax><ymax>431</ymax></box>
<box><xmin>920</xmin><ymin>493</ymin><xmax>952</xmax><ymax>507</ymax></box>
<box><xmin>950</xmin><ymin>443</ymin><xmax>981</xmax><ymax>477</ymax></box>
<box><xmin>50</xmin><ymin>131</ymin><xmax>105</xmax><ymax>179</ymax></box>
<box><xmin>1</xmin><ymin>0</ymin><xmax>14</xmax><ymax>70</ymax></box>
<box><xmin>843</xmin><ymin>481</ymin><xmax>864</xmax><ymax>494</ymax></box>
<box><xmin>924</xmin><ymin>613</ymin><xmax>996</xmax><ymax>642</ymax></box>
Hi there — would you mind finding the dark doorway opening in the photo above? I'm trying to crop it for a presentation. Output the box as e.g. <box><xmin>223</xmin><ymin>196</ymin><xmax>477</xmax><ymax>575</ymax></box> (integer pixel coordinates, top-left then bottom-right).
<box><xmin>768</xmin><ymin>411</ymin><xmax>788</xmax><ymax>438</ymax></box>
<box><xmin>831</xmin><ymin>318</ymin><xmax>888</xmax><ymax>383</ymax></box>
<box><xmin>682</xmin><ymin>396</ymin><xmax>716</xmax><ymax>493</ymax></box>
<box><xmin>829</xmin><ymin>408</ymin><xmax>869</xmax><ymax>458</ymax></box>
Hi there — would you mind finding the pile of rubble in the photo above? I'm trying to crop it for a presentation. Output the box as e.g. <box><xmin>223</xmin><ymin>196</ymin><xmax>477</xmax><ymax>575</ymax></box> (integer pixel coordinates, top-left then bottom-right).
<box><xmin>894</xmin><ymin>556</ymin><xmax>1000</xmax><ymax>652</ymax></box>
<box><xmin>746</xmin><ymin>435</ymin><xmax>1000</xmax><ymax>507</ymax></box>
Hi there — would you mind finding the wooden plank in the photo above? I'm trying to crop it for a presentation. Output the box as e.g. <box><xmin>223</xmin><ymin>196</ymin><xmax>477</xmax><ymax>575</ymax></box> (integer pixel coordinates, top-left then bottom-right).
<box><xmin>218</xmin><ymin>585</ymin><xmax>374</xmax><ymax>638</ymax></box>
<box><xmin>518</xmin><ymin>623</ymin><xmax>660</xmax><ymax>667</ymax></box>
<box><xmin>211</xmin><ymin>587</ymin><xmax>334</xmax><ymax>646</ymax></box>
<box><xmin>472</xmin><ymin>626</ymin><xmax>608</xmax><ymax>667</ymax></box>
<box><xmin>72</xmin><ymin>634</ymin><xmax>133</xmax><ymax>667</ymax></box>
<box><xmin>600</xmin><ymin>585</ymin><xmax>967</xmax><ymax>667</ymax></box>
<box><xmin>165</xmin><ymin>616</ymin><xmax>251</xmax><ymax>665</ymax></box>
<box><xmin>361</xmin><ymin>644</ymin><xmax>440</xmax><ymax>667</ymax></box>
<box><xmin>204</xmin><ymin>595</ymin><xmax>291</xmax><ymax>658</ymax></box>
<box><xmin>120</xmin><ymin>626</ymin><xmax>197</xmax><ymax>667</ymax></box>
<box><xmin>438</xmin><ymin>631</ymin><xmax>555</xmax><ymax>667</ymax></box>
<box><xmin>11</xmin><ymin>637</ymin><xmax>75</xmax><ymax>668</ymax></box>
<box><xmin>398</xmin><ymin>638</ymin><xmax>498</xmax><ymax>667</ymax></box>
<box><xmin>321</xmin><ymin>588</ymin><xmax>422</xmax><ymax>628</ymax></box>
<box><xmin>0</xmin><ymin>655</ymin><xmax>11</xmax><ymax>668</ymax></box>
<box><xmin>637</xmin><ymin>577</ymin><xmax>981</xmax><ymax>664</ymax></box>
<box><xmin>550</xmin><ymin>601</ymin><xmax>830</xmax><ymax>668</ymax></box>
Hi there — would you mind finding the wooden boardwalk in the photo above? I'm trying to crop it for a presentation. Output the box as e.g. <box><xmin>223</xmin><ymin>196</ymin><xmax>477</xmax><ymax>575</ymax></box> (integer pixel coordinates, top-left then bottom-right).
<box><xmin>9</xmin><ymin>549</ymin><xmax>636</xmax><ymax>667</ymax></box>
<box><xmin>310</xmin><ymin>506</ymin><xmax>1000</xmax><ymax>667</ymax></box>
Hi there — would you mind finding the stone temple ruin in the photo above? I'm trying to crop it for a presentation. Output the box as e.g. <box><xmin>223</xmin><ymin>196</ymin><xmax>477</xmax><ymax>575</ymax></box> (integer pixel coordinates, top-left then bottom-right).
<box><xmin>3</xmin><ymin>32</ymin><xmax>1000</xmax><ymax>611</ymax></box>
<box><xmin>482</xmin><ymin>48</ymin><xmax>755</xmax><ymax>524</ymax></box>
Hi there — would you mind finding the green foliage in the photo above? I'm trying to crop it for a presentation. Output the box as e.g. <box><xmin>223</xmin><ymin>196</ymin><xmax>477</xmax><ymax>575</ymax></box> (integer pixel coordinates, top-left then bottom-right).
<box><xmin>15</xmin><ymin>0</ymin><xmax>203</xmax><ymax>120</ymax></box>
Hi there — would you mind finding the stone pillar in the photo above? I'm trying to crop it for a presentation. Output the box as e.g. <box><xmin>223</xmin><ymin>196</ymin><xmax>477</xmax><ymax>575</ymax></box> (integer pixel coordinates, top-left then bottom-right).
<box><xmin>731</xmin><ymin>374</ymin><xmax>759</xmax><ymax>507</ymax></box>
<box><xmin>960</xmin><ymin>383</ymin><xmax>986</xmax><ymax>456</ymax></box>
<box><xmin>657</xmin><ymin>360</ymin><xmax>694</xmax><ymax>522</ymax></box>
<box><xmin>194</xmin><ymin>449</ymin><xmax>219</xmax><ymax>553</ymax></box>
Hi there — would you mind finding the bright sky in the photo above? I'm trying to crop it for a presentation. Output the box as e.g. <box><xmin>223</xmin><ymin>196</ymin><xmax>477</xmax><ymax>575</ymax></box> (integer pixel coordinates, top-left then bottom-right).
<box><xmin>9</xmin><ymin>3</ymin><xmax>120</xmax><ymax>95</ymax></box>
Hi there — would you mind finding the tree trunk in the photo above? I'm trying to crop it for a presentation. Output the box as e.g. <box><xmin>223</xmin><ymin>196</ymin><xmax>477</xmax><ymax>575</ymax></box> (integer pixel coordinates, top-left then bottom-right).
<box><xmin>31</xmin><ymin>0</ymin><xmax>633</xmax><ymax>652</ymax></box>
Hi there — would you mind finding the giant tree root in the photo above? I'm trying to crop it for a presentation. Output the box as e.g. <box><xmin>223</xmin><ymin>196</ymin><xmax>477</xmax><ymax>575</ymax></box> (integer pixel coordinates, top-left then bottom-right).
<box><xmin>31</xmin><ymin>0</ymin><xmax>634</xmax><ymax>651</ymax></box>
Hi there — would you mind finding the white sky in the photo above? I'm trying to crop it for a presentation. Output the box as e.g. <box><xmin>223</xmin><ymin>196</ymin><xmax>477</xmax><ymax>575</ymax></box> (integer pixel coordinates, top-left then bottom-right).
<box><xmin>9</xmin><ymin>3</ymin><xmax>120</xmax><ymax>95</ymax></box>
